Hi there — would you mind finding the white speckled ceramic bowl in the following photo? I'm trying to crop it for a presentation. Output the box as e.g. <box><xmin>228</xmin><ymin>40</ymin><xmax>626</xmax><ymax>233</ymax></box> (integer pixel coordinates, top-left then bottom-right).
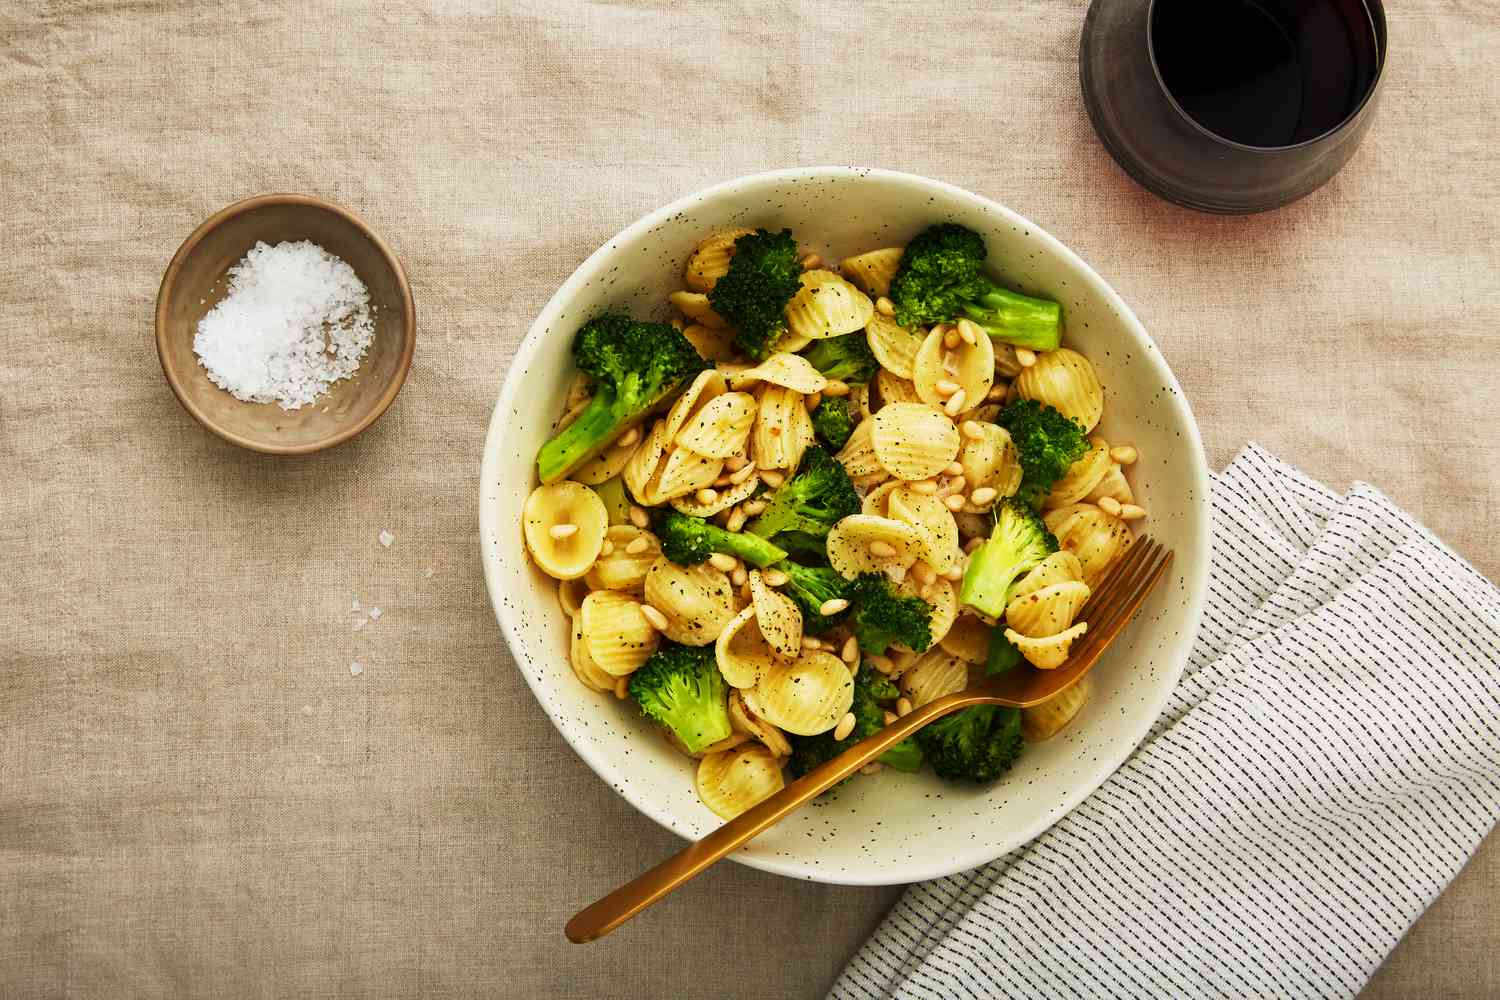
<box><xmin>480</xmin><ymin>167</ymin><xmax>1210</xmax><ymax>885</ymax></box>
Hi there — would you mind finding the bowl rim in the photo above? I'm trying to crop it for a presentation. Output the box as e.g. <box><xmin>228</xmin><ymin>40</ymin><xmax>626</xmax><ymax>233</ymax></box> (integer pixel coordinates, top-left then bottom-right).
<box><xmin>480</xmin><ymin>166</ymin><xmax>1211</xmax><ymax>884</ymax></box>
<box><xmin>154</xmin><ymin>192</ymin><xmax>416</xmax><ymax>456</ymax></box>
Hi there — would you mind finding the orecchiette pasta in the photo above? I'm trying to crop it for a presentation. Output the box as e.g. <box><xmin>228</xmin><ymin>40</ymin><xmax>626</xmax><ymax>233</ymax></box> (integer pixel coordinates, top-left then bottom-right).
<box><xmin>912</xmin><ymin>321</ymin><xmax>995</xmax><ymax>410</ymax></box>
<box><xmin>696</xmin><ymin>744</ymin><xmax>785</xmax><ymax>819</ymax></box>
<box><xmin>557</xmin><ymin>577</ymin><xmax>590</xmax><ymax>618</ymax></box>
<box><xmin>784</xmin><ymin>269</ymin><xmax>874</xmax><ymax>341</ymax></box>
<box><xmin>730</xmin><ymin>352</ymin><xmax>828</xmax><ymax>394</ymax></box>
<box><xmin>653</xmin><ymin>446</ymin><xmax>725</xmax><ymax>502</ymax></box>
<box><xmin>580</xmin><ymin>590</ymin><xmax>659</xmax><ymax>676</ymax></box>
<box><xmin>752</xmin><ymin>385</ymin><xmax>814</xmax><ymax>471</ymax></box>
<box><xmin>899</xmin><ymin>648</ymin><xmax>970</xmax><ymax>708</ymax></box>
<box><xmin>1022</xmin><ymin>676</ymin><xmax>1092</xmax><ymax>742</ymax></box>
<box><xmin>839</xmin><ymin>246</ymin><xmax>904</xmax><ymax>298</ymax></box>
<box><xmin>715</xmin><ymin>605</ymin><xmax>777</xmax><ymax>689</ymax></box>
<box><xmin>669</xmin><ymin>290</ymin><xmax>728</xmax><ymax>328</ymax></box>
<box><xmin>585</xmin><ymin>525</ymin><xmax>660</xmax><ymax>592</ymax></box>
<box><xmin>1044</xmin><ymin>436</ymin><xmax>1112</xmax><ymax>509</ymax></box>
<box><xmin>749</xmin><ymin>569</ymin><xmax>804</xmax><ymax>659</ymax></box>
<box><xmin>865</xmin><ymin>313</ymin><xmax>924</xmax><ymax>380</ymax></box>
<box><xmin>1003</xmin><ymin>621</ymin><xmax>1087</xmax><ymax>670</ymax></box>
<box><xmin>1044</xmin><ymin>503</ymin><xmax>1135</xmax><ymax>588</ymax></box>
<box><xmin>674</xmin><ymin>391</ymin><xmax>757</xmax><ymax>458</ymax></box>
<box><xmin>622</xmin><ymin>419</ymin><xmax>671</xmax><ymax>505</ymax></box>
<box><xmin>570</xmin><ymin>614</ymin><xmax>616</xmax><ymax>693</ymax></box>
<box><xmin>679</xmin><ymin>322</ymin><xmax>737</xmax><ymax>361</ymax></box>
<box><xmin>744</xmin><ymin>651</ymin><xmax>854</xmax><ymax>736</ymax></box>
<box><xmin>523</xmin><ymin>481</ymin><xmax>609</xmax><ymax>579</ymax></box>
<box><xmin>871</xmin><ymin>403</ymin><xmax>961</xmax><ymax>481</ymax></box>
<box><xmin>897</xmin><ymin>576</ymin><xmax>957</xmax><ymax>650</ymax></box>
<box><xmin>1013</xmin><ymin>348</ymin><xmax>1104</xmax><ymax>432</ymax></box>
<box><xmin>826</xmin><ymin>514</ymin><xmax>921</xmax><ymax>579</ymax></box>
<box><xmin>939</xmin><ymin>613</ymin><xmax>992</xmax><ymax>664</ymax></box>
<box><xmin>873</xmin><ymin>368</ymin><xmax>924</xmax><ymax>408</ymax></box>
<box><xmin>835</xmin><ymin>416</ymin><xmax>883</xmax><ymax>478</ymax></box>
<box><xmin>886</xmin><ymin>486</ymin><xmax>961</xmax><ymax>573</ymax></box>
<box><xmin>644</xmin><ymin>557</ymin><xmax>738</xmax><ymax>646</ymax></box>
<box><xmin>670</xmin><ymin>473</ymin><xmax>759</xmax><ymax>517</ymax></box>
<box><xmin>728</xmin><ymin>689</ymin><xmax>793</xmax><ymax>757</ymax></box>
<box><xmin>663</xmin><ymin>369</ymin><xmax>728</xmax><ymax>440</ymax></box>
<box><xmin>1002</xmin><ymin>551</ymin><xmax>1091</xmax><ymax>670</ymax></box>
<box><xmin>957</xmin><ymin>422</ymin><xmax>1022</xmax><ymax>511</ymax></box>
<box><xmin>684</xmin><ymin>228</ymin><xmax>754</xmax><ymax>291</ymax></box>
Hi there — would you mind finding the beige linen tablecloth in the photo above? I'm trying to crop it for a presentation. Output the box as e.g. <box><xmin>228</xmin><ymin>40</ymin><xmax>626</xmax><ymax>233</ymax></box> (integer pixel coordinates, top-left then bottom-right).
<box><xmin>3</xmin><ymin>2</ymin><xmax>1497</xmax><ymax>997</ymax></box>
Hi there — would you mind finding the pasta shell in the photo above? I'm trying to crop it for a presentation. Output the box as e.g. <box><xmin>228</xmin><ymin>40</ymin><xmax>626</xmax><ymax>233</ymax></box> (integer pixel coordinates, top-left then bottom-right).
<box><xmin>674</xmin><ymin>391</ymin><xmax>757</xmax><ymax>459</ymax></box>
<box><xmin>772</xmin><ymin>329</ymin><xmax>813</xmax><ymax>354</ymax></box>
<box><xmin>563</xmin><ymin>371</ymin><xmax>592</xmax><ymax>412</ymax></box>
<box><xmin>1004</xmin><ymin>581</ymin><xmax>1091</xmax><ymax>638</ymax></box>
<box><xmin>644</xmin><ymin>557</ymin><xmax>738</xmax><ymax>646</ymax></box>
<box><xmin>752</xmin><ymin>385</ymin><xmax>812</xmax><ymax>472</ymax></box>
<box><xmin>912</xmin><ymin>322</ymin><xmax>995</xmax><ymax>410</ymax></box>
<box><xmin>670</xmin><ymin>473</ymin><xmax>760</xmax><ymax>517</ymax></box>
<box><xmin>715</xmin><ymin>605</ymin><xmax>777</xmax><ymax>689</ymax></box>
<box><xmin>653</xmin><ymin>447</ymin><xmax>724</xmax><ymax>503</ymax></box>
<box><xmin>939</xmin><ymin>613</ymin><xmax>992</xmax><ymax>664</ymax></box>
<box><xmin>622</xmin><ymin>419</ymin><xmax>671</xmax><ymax>505</ymax></box>
<box><xmin>1044</xmin><ymin>436</ymin><xmax>1111</xmax><ymax>509</ymax></box>
<box><xmin>848</xmin><ymin>383</ymin><xmax>874</xmax><ymax>422</ymax></box>
<box><xmin>835</xmin><ymin>416</ymin><xmax>883</xmax><ymax>478</ymax></box>
<box><xmin>570</xmin><ymin>613</ymin><xmax>615</xmax><ymax>693</ymax></box>
<box><xmin>1005</xmin><ymin>621</ymin><xmax>1088</xmax><ymax>669</ymax></box>
<box><xmin>663</xmin><ymin>369</ymin><xmax>728</xmax><ymax>440</ymax></box>
<box><xmin>749</xmin><ymin>570</ymin><xmax>804</xmax><ymax>660</ymax></box>
<box><xmin>894</xmin><ymin>576</ymin><xmax>957</xmax><ymax>651</ymax></box>
<box><xmin>785</xmin><ymin>269</ymin><xmax>875</xmax><ymax>341</ymax></box>
<box><xmin>839</xmin><ymin>247</ymin><xmax>904</xmax><ymax>298</ymax></box>
<box><xmin>1011</xmin><ymin>551</ymin><xmax>1086</xmax><ymax>597</ymax></box>
<box><xmin>865</xmin><ymin>314</ymin><xmax>923</xmax><ymax>380</ymax></box>
<box><xmin>558</xmin><ymin>577</ymin><xmax>590</xmax><ymax>619</ymax></box>
<box><xmin>571</xmin><ymin>434</ymin><xmax>639</xmax><ymax>485</ymax></box>
<box><xmin>670</xmin><ymin>290</ymin><xmax>728</xmax><ymax>329</ymax></box>
<box><xmin>696</xmin><ymin>745</ymin><xmax>785</xmax><ymax>820</ymax></box>
<box><xmin>1044</xmin><ymin>503</ymin><xmax>1136</xmax><ymax>588</ymax></box>
<box><xmin>580</xmin><ymin>591</ymin><xmax>659</xmax><ymax>676</ymax></box>
<box><xmin>873</xmin><ymin>368</ymin><xmax>923</xmax><ymax>408</ymax></box>
<box><xmin>871</xmin><ymin>403</ymin><xmax>961</xmax><ymax>481</ymax></box>
<box><xmin>899</xmin><ymin>648</ymin><xmax>970</xmax><ymax>708</ymax></box>
<box><xmin>825</xmin><ymin>514</ymin><xmax>921</xmax><ymax>579</ymax></box>
<box><xmin>730</xmin><ymin>352</ymin><xmax>829</xmax><ymax>394</ymax></box>
<box><xmin>745</xmin><ymin>651</ymin><xmax>854</xmax><ymax>736</ymax></box>
<box><xmin>861</xmin><ymin>478</ymin><xmax>903</xmax><ymax>517</ymax></box>
<box><xmin>1013</xmin><ymin>348</ymin><xmax>1104</xmax><ymax>432</ymax></box>
<box><xmin>957</xmin><ymin>422</ymin><xmax>1022</xmax><ymax>511</ymax></box>
<box><xmin>586</xmin><ymin>525</ymin><xmax>660</xmax><ymax>592</ymax></box>
<box><xmin>887</xmin><ymin>486</ymin><xmax>961</xmax><ymax>574</ymax></box>
<box><xmin>680</xmin><ymin>322</ymin><xmax>737</xmax><ymax>361</ymax></box>
<box><xmin>852</xmin><ymin>469</ymin><xmax>892</xmax><ymax>492</ymax></box>
<box><xmin>1086</xmin><ymin>462</ymin><xmax>1135</xmax><ymax>506</ymax></box>
<box><xmin>728</xmin><ymin>688</ymin><xmax>792</xmax><ymax>757</ymax></box>
<box><xmin>523</xmin><ymin>481</ymin><xmax>609</xmax><ymax>580</ymax></box>
<box><xmin>1022</xmin><ymin>676</ymin><xmax>1092</xmax><ymax>742</ymax></box>
<box><xmin>684</xmin><ymin>228</ymin><xmax>755</xmax><ymax>292</ymax></box>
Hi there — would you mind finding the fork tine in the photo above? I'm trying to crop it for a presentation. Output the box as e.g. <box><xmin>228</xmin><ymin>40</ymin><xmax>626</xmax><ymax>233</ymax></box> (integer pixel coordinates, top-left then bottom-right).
<box><xmin>1076</xmin><ymin>536</ymin><xmax>1156</xmax><ymax>621</ymax></box>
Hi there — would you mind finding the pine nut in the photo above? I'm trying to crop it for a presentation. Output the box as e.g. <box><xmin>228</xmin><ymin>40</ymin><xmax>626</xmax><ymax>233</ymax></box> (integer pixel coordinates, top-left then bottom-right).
<box><xmin>897</xmin><ymin>697</ymin><xmax>913</xmax><ymax>717</ymax></box>
<box><xmin>729</xmin><ymin>463</ymin><xmax>757</xmax><ymax>484</ymax></box>
<box><xmin>625</xmin><ymin>536</ymin><xmax>651</xmax><ymax>555</ymax></box>
<box><xmin>944</xmin><ymin>494</ymin><xmax>966</xmax><ymax>512</ymax></box>
<box><xmin>860</xmin><ymin>763</ymin><xmax>884</xmax><ymax>775</ymax></box>
<box><xmin>615</xmin><ymin>426</ymin><xmax>641</xmax><ymax>450</ymax></box>
<box><xmin>833</xmin><ymin>713</ymin><xmax>856</xmax><ymax>741</ymax></box>
<box><xmin>823</xmin><ymin>379</ymin><xmax>850</xmax><ymax>397</ymax></box>
<box><xmin>943</xmin><ymin>328</ymin><xmax>961</xmax><ymax>350</ymax></box>
<box><xmin>961</xmin><ymin>420</ymin><xmax>985</xmax><ymax>440</ymax></box>
<box><xmin>740</xmin><ymin>581</ymin><xmax>753</xmax><ymax>602</ymax></box>
<box><xmin>944</xmin><ymin>390</ymin><xmax>967</xmax><ymax>416</ymax></box>
<box><xmin>841</xmin><ymin>636</ymin><xmax>859</xmax><ymax>664</ymax></box>
<box><xmin>942</xmin><ymin>351</ymin><xmax>960</xmax><ymax>376</ymax></box>
<box><xmin>964</xmin><ymin>537</ymin><xmax>985</xmax><ymax>554</ymax></box>
<box><xmin>867</xmin><ymin>654</ymin><xmax>894</xmax><ymax>675</ymax></box>
<box><xmin>1110</xmin><ymin>445</ymin><xmax>1139</xmax><ymax>465</ymax></box>
<box><xmin>875</xmin><ymin>296</ymin><xmax>895</xmax><ymax>317</ymax></box>
<box><xmin>1118</xmin><ymin>503</ymin><xmax>1147</xmax><ymax>521</ymax></box>
<box><xmin>883</xmin><ymin>711</ymin><xmax>898</xmax><ymax>725</ymax></box>
<box><xmin>615</xmin><ymin>677</ymin><xmax>629</xmax><ymax>700</ymax></box>
<box><xmin>969</xmin><ymin>486</ymin><xmax>997</xmax><ymax>506</ymax></box>
<box><xmin>819</xmin><ymin>597</ymin><xmax>850</xmax><ymax>616</ymax></box>
<box><xmin>1015</xmin><ymin>347</ymin><xmax>1037</xmax><ymax>368</ymax></box>
<box><xmin>696</xmin><ymin>487</ymin><xmax>719</xmax><ymax>505</ymax></box>
<box><xmin>709</xmin><ymin>553</ymin><xmax>738</xmax><ymax>573</ymax></box>
<box><xmin>741</xmin><ymin>499</ymin><xmax>767</xmax><ymax>516</ymax></box>
<box><xmin>763</xmin><ymin>568</ymin><xmax>789</xmax><ymax>587</ymax></box>
<box><xmin>726</xmin><ymin>506</ymin><xmax>749</xmax><ymax>533</ymax></box>
<box><xmin>599</xmin><ymin>539</ymin><xmax>615</xmax><ymax>557</ymax></box>
<box><xmin>945</xmin><ymin>461</ymin><xmax>965</xmax><ymax>477</ymax></box>
<box><xmin>868</xmin><ymin>541</ymin><xmax>897</xmax><ymax>558</ymax></box>
<box><xmin>801</xmin><ymin>253</ymin><xmax>823</xmax><ymax>270</ymax></box>
<box><xmin>956</xmin><ymin>318</ymin><xmax>980</xmax><ymax>345</ymax></box>
<box><xmin>548</xmin><ymin>523</ymin><xmax>578</xmax><ymax>539</ymax></box>
<box><xmin>805</xmin><ymin>391</ymin><xmax>822</xmax><ymax>411</ymax></box>
<box><xmin>935</xmin><ymin>379</ymin><xmax>960</xmax><ymax>397</ymax></box>
<box><xmin>725</xmin><ymin>455</ymin><xmax>748</xmax><ymax>471</ymax></box>
<box><xmin>713</xmin><ymin>474</ymin><xmax>734</xmax><ymax>488</ymax></box>
<box><xmin>731</xmin><ymin>566</ymin><xmax>748</xmax><ymax>586</ymax></box>
<box><xmin>640</xmin><ymin>604</ymin><xmax>670</xmax><ymax>631</ymax></box>
<box><xmin>944</xmin><ymin>563</ymin><xmax>965</xmax><ymax>582</ymax></box>
<box><xmin>911</xmin><ymin>561</ymin><xmax>936</xmax><ymax>586</ymax></box>
<box><xmin>802</xmin><ymin>636</ymin><xmax>823</xmax><ymax>650</ymax></box>
<box><xmin>1097</xmin><ymin>496</ymin><xmax>1122</xmax><ymax>516</ymax></box>
<box><xmin>759</xmin><ymin>470</ymin><xmax>784</xmax><ymax>488</ymax></box>
<box><xmin>987</xmin><ymin>385</ymin><xmax>1006</xmax><ymax>401</ymax></box>
<box><xmin>628</xmin><ymin>506</ymin><xmax>650</xmax><ymax>529</ymax></box>
<box><xmin>909</xmin><ymin>479</ymin><xmax>938</xmax><ymax>495</ymax></box>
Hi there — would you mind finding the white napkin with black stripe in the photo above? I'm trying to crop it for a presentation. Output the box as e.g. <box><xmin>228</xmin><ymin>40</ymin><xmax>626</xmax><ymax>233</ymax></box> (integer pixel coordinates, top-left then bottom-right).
<box><xmin>832</xmin><ymin>444</ymin><xmax>1500</xmax><ymax>1000</ymax></box>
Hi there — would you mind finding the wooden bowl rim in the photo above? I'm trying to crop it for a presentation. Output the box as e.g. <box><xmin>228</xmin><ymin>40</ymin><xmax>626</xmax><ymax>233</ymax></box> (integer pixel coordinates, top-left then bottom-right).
<box><xmin>154</xmin><ymin>192</ymin><xmax>416</xmax><ymax>456</ymax></box>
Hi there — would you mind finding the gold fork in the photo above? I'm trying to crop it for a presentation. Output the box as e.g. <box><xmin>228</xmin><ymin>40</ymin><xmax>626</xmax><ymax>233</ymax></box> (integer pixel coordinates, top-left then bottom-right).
<box><xmin>566</xmin><ymin>536</ymin><xmax>1174</xmax><ymax>943</ymax></box>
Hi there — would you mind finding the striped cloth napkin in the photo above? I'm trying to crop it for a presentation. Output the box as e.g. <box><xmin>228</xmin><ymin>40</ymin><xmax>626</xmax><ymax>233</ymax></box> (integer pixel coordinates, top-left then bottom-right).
<box><xmin>832</xmin><ymin>444</ymin><xmax>1500</xmax><ymax>1000</ymax></box>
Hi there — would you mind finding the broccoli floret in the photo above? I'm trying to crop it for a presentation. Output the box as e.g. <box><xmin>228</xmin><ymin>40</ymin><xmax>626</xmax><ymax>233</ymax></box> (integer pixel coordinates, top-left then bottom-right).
<box><xmin>776</xmin><ymin>531</ymin><xmax>830</xmax><ymax>564</ymax></box>
<box><xmin>809</xmin><ymin>397</ymin><xmax>855</xmax><ymax>451</ymax></box>
<box><xmin>708</xmin><ymin>228</ymin><xmax>803</xmax><ymax>360</ymax></box>
<box><xmin>778</xmin><ymin>560</ymin><xmax>849</xmax><ymax>634</ymax></box>
<box><xmin>744</xmin><ymin>446</ymin><xmax>860</xmax><ymax>544</ymax></box>
<box><xmin>536</xmin><ymin>314</ymin><xmax>709</xmax><ymax>483</ymax></box>
<box><xmin>959</xmin><ymin>500</ymin><xmax>1058</xmax><ymax>620</ymax></box>
<box><xmin>845</xmin><ymin>574</ymin><xmax>933</xmax><ymax>655</ymax></box>
<box><xmin>997</xmin><ymin>398</ymin><xmax>1091</xmax><ymax>508</ymax></box>
<box><xmin>916</xmin><ymin>704</ymin><xmax>1024</xmax><ymax>783</ymax></box>
<box><xmin>803</xmin><ymin>333</ymin><xmax>877</xmax><ymax>384</ymax></box>
<box><xmin>652</xmin><ymin>509</ymin><xmax>787</xmax><ymax>569</ymax></box>
<box><xmin>986</xmin><ymin>626</ymin><xmax>1024</xmax><ymax>675</ymax></box>
<box><xmin>628</xmin><ymin>643</ymin><xmax>732</xmax><ymax>754</ymax></box>
<box><xmin>889</xmin><ymin>223</ymin><xmax>1063</xmax><ymax>351</ymax></box>
<box><xmin>788</xmin><ymin>664</ymin><xmax>924</xmax><ymax>780</ymax></box>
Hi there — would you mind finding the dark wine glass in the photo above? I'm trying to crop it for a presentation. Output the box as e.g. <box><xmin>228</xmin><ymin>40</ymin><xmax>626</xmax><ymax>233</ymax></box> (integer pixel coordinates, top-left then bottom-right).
<box><xmin>1080</xmin><ymin>0</ymin><xmax>1387</xmax><ymax>214</ymax></box>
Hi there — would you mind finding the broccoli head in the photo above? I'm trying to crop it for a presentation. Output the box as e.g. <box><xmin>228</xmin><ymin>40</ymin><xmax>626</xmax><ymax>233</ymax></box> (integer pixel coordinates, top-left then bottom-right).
<box><xmin>788</xmin><ymin>664</ymin><xmax>923</xmax><ymax>781</ymax></box>
<box><xmin>845</xmin><ymin>574</ymin><xmax>933</xmax><ymax>655</ymax></box>
<box><xmin>708</xmin><ymin>228</ymin><xmax>803</xmax><ymax>360</ymax></box>
<box><xmin>628</xmin><ymin>642</ymin><xmax>732</xmax><ymax>754</ymax></box>
<box><xmin>777</xmin><ymin>560</ymin><xmax>849</xmax><ymax>634</ymax></box>
<box><xmin>744</xmin><ymin>446</ymin><xmax>860</xmax><ymax>544</ymax></box>
<box><xmin>803</xmin><ymin>333</ymin><xmax>877</xmax><ymax>384</ymax></box>
<box><xmin>536</xmin><ymin>314</ymin><xmax>709</xmax><ymax>484</ymax></box>
<box><xmin>809</xmin><ymin>397</ymin><xmax>855</xmax><ymax>451</ymax></box>
<box><xmin>916</xmin><ymin>704</ymin><xmax>1024</xmax><ymax>783</ymax></box>
<box><xmin>959</xmin><ymin>500</ymin><xmax>1058</xmax><ymax>620</ymax></box>
<box><xmin>997</xmin><ymin>398</ymin><xmax>1090</xmax><ymax>508</ymax></box>
<box><xmin>652</xmin><ymin>509</ymin><xmax>787</xmax><ymax>569</ymax></box>
<box><xmin>889</xmin><ymin>223</ymin><xmax>1062</xmax><ymax>351</ymax></box>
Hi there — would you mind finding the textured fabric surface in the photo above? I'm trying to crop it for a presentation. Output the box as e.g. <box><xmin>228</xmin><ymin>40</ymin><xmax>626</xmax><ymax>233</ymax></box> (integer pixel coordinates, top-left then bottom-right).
<box><xmin>832</xmin><ymin>446</ymin><xmax>1500</xmax><ymax>999</ymax></box>
<box><xmin>2</xmin><ymin>2</ymin><xmax>1498</xmax><ymax>997</ymax></box>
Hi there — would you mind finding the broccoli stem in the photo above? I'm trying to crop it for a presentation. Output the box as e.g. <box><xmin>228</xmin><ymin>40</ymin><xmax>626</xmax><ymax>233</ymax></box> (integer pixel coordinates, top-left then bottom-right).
<box><xmin>962</xmin><ymin>284</ymin><xmax>1063</xmax><ymax>352</ymax></box>
<box><xmin>536</xmin><ymin>393</ymin><xmax>627</xmax><ymax>484</ymax></box>
<box><xmin>718</xmin><ymin>530</ymin><xmax>788</xmax><ymax>569</ymax></box>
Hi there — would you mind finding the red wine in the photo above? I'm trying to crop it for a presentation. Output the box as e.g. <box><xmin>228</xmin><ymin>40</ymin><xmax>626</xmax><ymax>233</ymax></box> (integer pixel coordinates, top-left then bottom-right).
<box><xmin>1151</xmin><ymin>0</ymin><xmax>1379</xmax><ymax>148</ymax></box>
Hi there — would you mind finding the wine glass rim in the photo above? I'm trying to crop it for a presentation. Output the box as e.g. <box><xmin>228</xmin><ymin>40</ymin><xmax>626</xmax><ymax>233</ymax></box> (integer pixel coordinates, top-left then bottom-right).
<box><xmin>1145</xmin><ymin>0</ymin><xmax>1388</xmax><ymax>154</ymax></box>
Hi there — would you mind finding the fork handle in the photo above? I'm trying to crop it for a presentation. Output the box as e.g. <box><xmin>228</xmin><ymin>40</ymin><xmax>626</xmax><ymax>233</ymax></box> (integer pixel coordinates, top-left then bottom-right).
<box><xmin>564</xmin><ymin>692</ymin><xmax>977</xmax><ymax>943</ymax></box>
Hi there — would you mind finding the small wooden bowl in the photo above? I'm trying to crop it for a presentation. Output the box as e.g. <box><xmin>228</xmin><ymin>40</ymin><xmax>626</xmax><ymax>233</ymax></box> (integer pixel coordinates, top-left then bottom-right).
<box><xmin>155</xmin><ymin>193</ymin><xmax>415</xmax><ymax>454</ymax></box>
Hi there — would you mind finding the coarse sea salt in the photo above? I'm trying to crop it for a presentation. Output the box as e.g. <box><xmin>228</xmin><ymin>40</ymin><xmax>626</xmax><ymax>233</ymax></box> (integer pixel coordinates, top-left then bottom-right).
<box><xmin>193</xmin><ymin>240</ymin><xmax>374</xmax><ymax>410</ymax></box>
<box><xmin>378</xmin><ymin>530</ymin><xmax>395</xmax><ymax>548</ymax></box>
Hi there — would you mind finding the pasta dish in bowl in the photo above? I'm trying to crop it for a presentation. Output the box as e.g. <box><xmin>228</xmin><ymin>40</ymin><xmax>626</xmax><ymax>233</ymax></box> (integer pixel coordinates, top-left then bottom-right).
<box><xmin>481</xmin><ymin>168</ymin><xmax>1209</xmax><ymax>884</ymax></box>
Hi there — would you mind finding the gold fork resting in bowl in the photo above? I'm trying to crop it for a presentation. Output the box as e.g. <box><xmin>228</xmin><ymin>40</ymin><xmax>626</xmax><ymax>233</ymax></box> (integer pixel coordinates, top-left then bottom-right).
<box><xmin>567</xmin><ymin>536</ymin><xmax>1175</xmax><ymax>943</ymax></box>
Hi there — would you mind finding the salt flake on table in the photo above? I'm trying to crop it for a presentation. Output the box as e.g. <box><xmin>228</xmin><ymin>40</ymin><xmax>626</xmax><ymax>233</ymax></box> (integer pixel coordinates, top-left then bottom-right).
<box><xmin>423</xmin><ymin>567</ymin><xmax>434</xmax><ymax>579</ymax></box>
<box><xmin>368</xmin><ymin>607</ymin><xmax>382</xmax><ymax>620</ymax></box>
<box><xmin>351</xmin><ymin>598</ymin><xmax>361</xmax><ymax>612</ymax></box>
<box><xmin>350</xmin><ymin>661</ymin><xmax>364</xmax><ymax>676</ymax></box>
<box><xmin>378</xmin><ymin>530</ymin><xmax>395</xmax><ymax>548</ymax></box>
